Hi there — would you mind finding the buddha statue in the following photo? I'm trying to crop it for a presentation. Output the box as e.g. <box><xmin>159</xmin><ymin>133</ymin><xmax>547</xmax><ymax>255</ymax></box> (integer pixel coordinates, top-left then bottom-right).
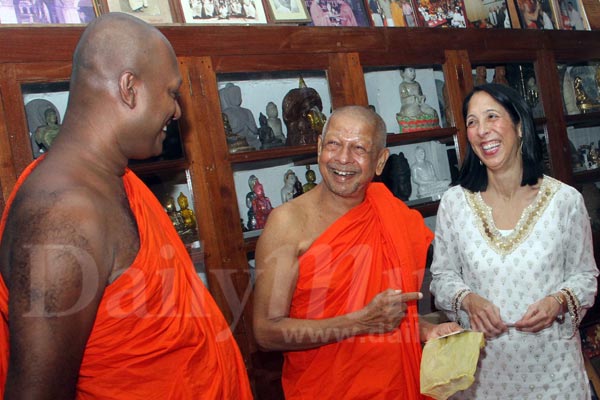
<box><xmin>251</xmin><ymin>181</ymin><xmax>273</xmax><ymax>229</ymax></box>
<box><xmin>177</xmin><ymin>192</ymin><xmax>197</xmax><ymax>232</ymax></box>
<box><xmin>34</xmin><ymin>107</ymin><xmax>61</xmax><ymax>152</ymax></box>
<box><xmin>410</xmin><ymin>146</ymin><xmax>450</xmax><ymax>200</ymax></box>
<box><xmin>302</xmin><ymin>165</ymin><xmax>317</xmax><ymax>192</ymax></box>
<box><xmin>574</xmin><ymin>76</ymin><xmax>600</xmax><ymax>114</ymax></box>
<box><xmin>165</xmin><ymin>196</ymin><xmax>186</xmax><ymax>234</ymax></box>
<box><xmin>293</xmin><ymin>178</ymin><xmax>304</xmax><ymax>198</ymax></box>
<box><xmin>266</xmin><ymin>101</ymin><xmax>286</xmax><ymax>143</ymax></box>
<box><xmin>396</xmin><ymin>67</ymin><xmax>439</xmax><ymax>133</ymax></box>
<box><xmin>219</xmin><ymin>82</ymin><xmax>261</xmax><ymax>150</ymax></box>
<box><xmin>283</xmin><ymin>77</ymin><xmax>327</xmax><ymax>146</ymax></box>
<box><xmin>381</xmin><ymin>152</ymin><xmax>412</xmax><ymax>201</ymax></box>
<box><xmin>258</xmin><ymin>112</ymin><xmax>284</xmax><ymax>149</ymax></box>
<box><xmin>223</xmin><ymin>113</ymin><xmax>253</xmax><ymax>153</ymax></box>
<box><xmin>246</xmin><ymin>175</ymin><xmax>258</xmax><ymax>230</ymax></box>
<box><xmin>280</xmin><ymin>169</ymin><xmax>299</xmax><ymax>203</ymax></box>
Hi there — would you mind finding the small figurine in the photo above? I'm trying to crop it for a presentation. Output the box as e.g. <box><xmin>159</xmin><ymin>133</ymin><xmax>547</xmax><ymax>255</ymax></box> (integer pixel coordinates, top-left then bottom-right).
<box><xmin>258</xmin><ymin>112</ymin><xmax>284</xmax><ymax>150</ymax></box>
<box><xmin>303</xmin><ymin>165</ymin><xmax>317</xmax><ymax>192</ymax></box>
<box><xmin>410</xmin><ymin>146</ymin><xmax>450</xmax><ymax>199</ymax></box>
<box><xmin>177</xmin><ymin>192</ymin><xmax>197</xmax><ymax>232</ymax></box>
<box><xmin>251</xmin><ymin>181</ymin><xmax>273</xmax><ymax>229</ymax></box>
<box><xmin>165</xmin><ymin>196</ymin><xmax>186</xmax><ymax>234</ymax></box>
<box><xmin>280</xmin><ymin>169</ymin><xmax>299</xmax><ymax>203</ymax></box>
<box><xmin>574</xmin><ymin>76</ymin><xmax>600</xmax><ymax>113</ymax></box>
<box><xmin>34</xmin><ymin>107</ymin><xmax>61</xmax><ymax>152</ymax></box>
<box><xmin>293</xmin><ymin>178</ymin><xmax>304</xmax><ymax>198</ymax></box>
<box><xmin>223</xmin><ymin>113</ymin><xmax>253</xmax><ymax>153</ymax></box>
<box><xmin>266</xmin><ymin>102</ymin><xmax>286</xmax><ymax>143</ymax></box>
<box><xmin>492</xmin><ymin>66</ymin><xmax>509</xmax><ymax>85</ymax></box>
<box><xmin>474</xmin><ymin>66</ymin><xmax>487</xmax><ymax>86</ymax></box>
<box><xmin>381</xmin><ymin>152</ymin><xmax>412</xmax><ymax>201</ymax></box>
<box><xmin>396</xmin><ymin>67</ymin><xmax>439</xmax><ymax>133</ymax></box>
<box><xmin>246</xmin><ymin>175</ymin><xmax>258</xmax><ymax>230</ymax></box>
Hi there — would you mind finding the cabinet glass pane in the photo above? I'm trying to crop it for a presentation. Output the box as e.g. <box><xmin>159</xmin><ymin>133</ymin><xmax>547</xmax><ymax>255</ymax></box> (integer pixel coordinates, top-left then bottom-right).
<box><xmin>558</xmin><ymin>62</ymin><xmax>600</xmax><ymax>116</ymax></box>
<box><xmin>233</xmin><ymin>160</ymin><xmax>320</xmax><ymax>236</ymax></box>
<box><xmin>471</xmin><ymin>63</ymin><xmax>544</xmax><ymax>118</ymax></box>
<box><xmin>381</xmin><ymin>139</ymin><xmax>456</xmax><ymax>206</ymax></box>
<box><xmin>364</xmin><ymin>65</ymin><xmax>447</xmax><ymax>133</ymax></box>
<box><xmin>217</xmin><ymin>71</ymin><xmax>331</xmax><ymax>153</ymax></box>
<box><xmin>21</xmin><ymin>82</ymin><xmax>184</xmax><ymax>162</ymax></box>
<box><xmin>142</xmin><ymin>169</ymin><xmax>207</xmax><ymax>285</ymax></box>
<box><xmin>567</xmin><ymin>125</ymin><xmax>600</xmax><ymax>173</ymax></box>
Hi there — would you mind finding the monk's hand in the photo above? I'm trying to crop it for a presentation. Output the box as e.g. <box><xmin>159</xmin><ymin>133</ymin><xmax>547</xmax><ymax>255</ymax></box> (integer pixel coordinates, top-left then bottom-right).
<box><xmin>513</xmin><ymin>296</ymin><xmax>562</xmax><ymax>333</ymax></box>
<box><xmin>356</xmin><ymin>289</ymin><xmax>422</xmax><ymax>334</ymax></box>
<box><xmin>462</xmin><ymin>292</ymin><xmax>507</xmax><ymax>339</ymax></box>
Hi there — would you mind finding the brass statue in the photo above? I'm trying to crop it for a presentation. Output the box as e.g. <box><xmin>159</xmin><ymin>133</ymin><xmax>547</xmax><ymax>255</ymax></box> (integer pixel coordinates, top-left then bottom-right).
<box><xmin>302</xmin><ymin>165</ymin><xmax>317</xmax><ymax>192</ymax></box>
<box><xmin>282</xmin><ymin>76</ymin><xmax>327</xmax><ymax>146</ymax></box>
<box><xmin>574</xmin><ymin>76</ymin><xmax>600</xmax><ymax>114</ymax></box>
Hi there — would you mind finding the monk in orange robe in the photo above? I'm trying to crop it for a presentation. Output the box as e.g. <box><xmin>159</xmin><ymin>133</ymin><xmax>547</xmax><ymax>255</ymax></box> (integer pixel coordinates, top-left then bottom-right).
<box><xmin>253</xmin><ymin>105</ymin><xmax>460</xmax><ymax>399</ymax></box>
<box><xmin>0</xmin><ymin>13</ymin><xmax>251</xmax><ymax>399</ymax></box>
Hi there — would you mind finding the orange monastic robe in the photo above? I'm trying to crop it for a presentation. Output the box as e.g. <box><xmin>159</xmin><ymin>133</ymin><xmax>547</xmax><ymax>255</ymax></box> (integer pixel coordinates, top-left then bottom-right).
<box><xmin>0</xmin><ymin>159</ymin><xmax>252</xmax><ymax>399</ymax></box>
<box><xmin>283</xmin><ymin>183</ymin><xmax>433</xmax><ymax>400</ymax></box>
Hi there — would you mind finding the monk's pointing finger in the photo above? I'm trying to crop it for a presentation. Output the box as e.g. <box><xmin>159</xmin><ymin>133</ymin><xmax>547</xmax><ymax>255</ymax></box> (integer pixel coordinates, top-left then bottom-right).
<box><xmin>400</xmin><ymin>292</ymin><xmax>423</xmax><ymax>302</ymax></box>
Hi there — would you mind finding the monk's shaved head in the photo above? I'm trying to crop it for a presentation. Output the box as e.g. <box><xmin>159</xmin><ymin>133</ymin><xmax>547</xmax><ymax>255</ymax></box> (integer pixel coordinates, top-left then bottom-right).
<box><xmin>70</xmin><ymin>12</ymin><xmax>174</xmax><ymax>92</ymax></box>
<box><xmin>323</xmin><ymin>106</ymin><xmax>387</xmax><ymax>150</ymax></box>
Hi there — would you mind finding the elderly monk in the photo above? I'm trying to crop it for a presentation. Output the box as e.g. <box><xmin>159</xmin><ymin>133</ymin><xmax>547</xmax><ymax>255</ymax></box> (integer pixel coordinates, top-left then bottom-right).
<box><xmin>253</xmin><ymin>105</ymin><xmax>459</xmax><ymax>399</ymax></box>
<box><xmin>0</xmin><ymin>13</ymin><xmax>251</xmax><ymax>399</ymax></box>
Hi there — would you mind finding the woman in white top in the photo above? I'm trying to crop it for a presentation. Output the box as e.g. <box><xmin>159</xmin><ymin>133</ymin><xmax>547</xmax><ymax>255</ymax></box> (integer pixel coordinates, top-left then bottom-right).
<box><xmin>430</xmin><ymin>83</ymin><xmax>599</xmax><ymax>399</ymax></box>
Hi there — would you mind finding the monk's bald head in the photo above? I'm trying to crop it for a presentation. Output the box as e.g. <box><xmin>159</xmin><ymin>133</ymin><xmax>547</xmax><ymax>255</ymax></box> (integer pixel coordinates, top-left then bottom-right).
<box><xmin>324</xmin><ymin>106</ymin><xmax>387</xmax><ymax>150</ymax></box>
<box><xmin>71</xmin><ymin>12</ymin><xmax>174</xmax><ymax>87</ymax></box>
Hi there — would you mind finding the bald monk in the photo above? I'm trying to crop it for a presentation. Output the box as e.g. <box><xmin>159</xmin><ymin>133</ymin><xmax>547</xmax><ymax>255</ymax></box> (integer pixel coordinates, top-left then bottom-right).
<box><xmin>253</xmin><ymin>105</ymin><xmax>460</xmax><ymax>399</ymax></box>
<box><xmin>0</xmin><ymin>13</ymin><xmax>252</xmax><ymax>399</ymax></box>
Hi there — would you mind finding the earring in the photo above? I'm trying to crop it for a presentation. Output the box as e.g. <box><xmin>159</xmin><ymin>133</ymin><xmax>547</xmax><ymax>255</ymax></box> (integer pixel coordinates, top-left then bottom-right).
<box><xmin>479</xmin><ymin>159</ymin><xmax>483</xmax><ymax>166</ymax></box>
<box><xmin>519</xmin><ymin>136</ymin><xmax>523</xmax><ymax>154</ymax></box>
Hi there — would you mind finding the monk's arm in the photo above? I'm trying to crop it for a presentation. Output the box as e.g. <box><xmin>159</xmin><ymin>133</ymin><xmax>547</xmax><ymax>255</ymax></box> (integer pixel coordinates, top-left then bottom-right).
<box><xmin>253</xmin><ymin>208</ymin><xmax>419</xmax><ymax>351</ymax></box>
<box><xmin>2</xmin><ymin>193</ymin><xmax>113</xmax><ymax>400</ymax></box>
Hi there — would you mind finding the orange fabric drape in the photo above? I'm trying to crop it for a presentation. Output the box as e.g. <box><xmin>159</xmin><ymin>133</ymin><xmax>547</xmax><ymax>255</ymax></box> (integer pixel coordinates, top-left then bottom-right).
<box><xmin>282</xmin><ymin>183</ymin><xmax>433</xmax><ymax>400</ymax></box>
<box><xmin>0</xmin><ymin>158</ymin><xmax>252</xmax><ymax>399</ymax></box>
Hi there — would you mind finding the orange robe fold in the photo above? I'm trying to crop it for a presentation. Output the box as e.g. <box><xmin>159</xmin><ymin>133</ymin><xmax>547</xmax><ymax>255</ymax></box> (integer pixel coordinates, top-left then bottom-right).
<box><xmin>0</xmin><ymin>159</ymin><xmax>252</xmax><ymax>399</ymax></box>
<box><xmin>283</xmin><ymin>183</ymin><xmax>433</xmax><ymax>400</ymax></box>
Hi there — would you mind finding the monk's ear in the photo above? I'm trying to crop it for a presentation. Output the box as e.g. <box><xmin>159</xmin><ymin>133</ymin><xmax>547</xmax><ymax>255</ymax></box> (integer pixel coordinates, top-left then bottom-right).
<box><xmin>119</xmin><ymin>71</ymin><xmax>137</xmax><ymax>109</ymax></box>
<box><xmin>375</xmin><ymin>148</ymin><xmax>390</xmax><ymax>176</ymax></box>
<box><xmin>317</xmin><ymin>134</ymin><xmax>323</xmax><ymax>157</ymax></box>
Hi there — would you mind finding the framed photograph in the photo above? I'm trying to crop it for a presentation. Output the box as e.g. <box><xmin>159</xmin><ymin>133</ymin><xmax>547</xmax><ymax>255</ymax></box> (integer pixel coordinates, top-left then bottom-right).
<box><xmin>581</xmin><ymin>0</ymin><xmax>600</xmax><ymax>29</ymax></box>
<box><xmin>514</xmin><ymin>0</ymin><xmax>559</xmax><ymax>28</ymax></box>
<box><xmin>554</xmin><ymin>0</ymin><xmax>590</xmax><ymax>29</ymax></box>
<box><xmin>367</xmin><ymin>0</ymin><xmax>418</xmax><ymax>26</ymax></box>
<box><xmin>0</xmin><ymin>0</ymin><xmax>97</xmax><ymax>24</ymax></box>
<box><xmin>414</xmin><ymin>0</ymin><xmax>468</xmax><ymax>27</ymax></box>
<box><xmin>265</xmin><ymin>0</ymin><xmax>311</xmax><ymax>22</ymax></box>
<box><xmin>305</xmin><ymin>0</ymin><xmax>371</xmax><ymax>26</ymax></box>
<box><xmin>463</xmin><ymin>0</ymin><xmax>512</xmax><ymax>28</ymax></box>
<box><xmin>99</xmin><ymin>0</ymin><xmax>177</xmax><ymax>23</ymax></box>
<box><xmin>180</xmin><ymin>0</ymin><xmax>268</xmax><ymax>23</ymax></box>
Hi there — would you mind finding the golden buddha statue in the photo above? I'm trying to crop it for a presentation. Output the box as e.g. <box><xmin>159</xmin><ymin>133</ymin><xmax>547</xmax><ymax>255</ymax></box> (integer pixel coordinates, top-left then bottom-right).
<box><xmin>574</xmin><ymin>76</ymin><xmax>600</xmax><ymax>114</ymax></box>
<box><xmin>177</xmin><ymin>192</ymin><xmax>197</xmax><ymax>232</ymax></box>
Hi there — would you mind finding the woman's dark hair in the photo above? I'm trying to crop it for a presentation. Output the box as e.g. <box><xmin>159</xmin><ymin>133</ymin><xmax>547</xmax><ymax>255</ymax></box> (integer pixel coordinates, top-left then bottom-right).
<box><xmin>458</xmin><ymin>83</ymin><xmax>544</xmax><ymax>192</ymax></box>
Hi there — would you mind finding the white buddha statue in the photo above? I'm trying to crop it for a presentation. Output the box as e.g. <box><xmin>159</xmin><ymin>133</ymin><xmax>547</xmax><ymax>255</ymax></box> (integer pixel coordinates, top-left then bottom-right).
<box><xmin>410</xmin><ymin>146</ymin><xmax>450</xmax><ymax>199</ymax></box>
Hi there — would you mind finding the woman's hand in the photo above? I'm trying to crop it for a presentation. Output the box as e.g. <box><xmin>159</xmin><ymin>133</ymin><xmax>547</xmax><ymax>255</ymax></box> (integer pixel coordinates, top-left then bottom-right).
<box><xmin>420</xmin><ymin>319</ymin><xmax>462</xmax><ymax>342</ymax></box>
<box><xmin>462</xmin><ymin>293</ymin><xmax>508</xmax><ymax>338</ymax></box>
<box><xmin>514</xmin><ymin>295</ymin><xmax>563</xmax><ymax>333</ymax></box>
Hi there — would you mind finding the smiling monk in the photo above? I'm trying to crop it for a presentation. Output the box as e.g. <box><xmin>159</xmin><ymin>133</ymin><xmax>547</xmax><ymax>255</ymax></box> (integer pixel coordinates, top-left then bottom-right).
<box><xmin>253</xmin><ymin>105</ymin><xmax>460</xmax><ymax>399</ymax></box>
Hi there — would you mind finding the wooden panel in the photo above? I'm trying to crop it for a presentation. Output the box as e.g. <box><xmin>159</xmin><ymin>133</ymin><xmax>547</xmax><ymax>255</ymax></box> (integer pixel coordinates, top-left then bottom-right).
<box><xmin>442</xmin><ymin>50</ymin><xmax>472</xmax><ymax>165</ymax></box>
<box><xmin>0</xmin><ymin>84</ymin><xmax>16</xmax><ymax>209</ymax></box>
<box><xmin>327</xmin><ymin>52</ymin><xmax>368</xmax><ymax>109</ymax></box>
<box><xmin>177</xmin><ymin>56</ymin><xmax>254</xmax><ymax>363</ymax></box>
<box><xmin>535</xmin><ymin>50</ymin><xmax>574</xmax><ymax>185</ymax></box>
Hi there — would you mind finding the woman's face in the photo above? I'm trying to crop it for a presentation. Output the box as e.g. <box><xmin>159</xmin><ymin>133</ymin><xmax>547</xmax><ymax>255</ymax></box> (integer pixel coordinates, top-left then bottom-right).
<box><xmin>465</xmin><ymin>91</ymin><xmax>521</xmax><ymax>173</ymax></box>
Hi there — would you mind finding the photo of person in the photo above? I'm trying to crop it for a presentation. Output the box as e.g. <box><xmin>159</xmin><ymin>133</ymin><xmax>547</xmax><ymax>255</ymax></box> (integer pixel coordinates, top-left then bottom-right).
<box><xmin>463</xmin><ymin>0</ymin><xmax>512</xmax><ymax>28</ymax></box>
<box><xmin>181</xmin><ymin>0</ymin><xmax>268</xmax><ymax>22</ymax></box>
<box><xmin>414</xmin><ymin>0</ymin><xmax>468</xmax><ymax>27</ymax></box>
<box><xmin>266</xmin><ymin>0</ymin><xmax>311</xmax><ymax>22</ymax></box>
<box><xmin>305</xmin><ymin>0</ymin><xmax>370</xmax><ymax>26</ymax></box>
<box><xmin>366</xmin><ymin>0</ymin><xmax>418</xmax><ymax>26</ymax></box>
<box><xmin>104</xmin><ymin>0</ymin><xmax>174</xmax><ymax>22</ymax></box>
<box><xmin>556</xmin><ymin>0</ymin><xmax>589</xmax><ymax>29</ymax></box>
<box><xmin>0</xmin><ymin>0</ymin><xmax>95</xmax><ymax>24</ymax></box>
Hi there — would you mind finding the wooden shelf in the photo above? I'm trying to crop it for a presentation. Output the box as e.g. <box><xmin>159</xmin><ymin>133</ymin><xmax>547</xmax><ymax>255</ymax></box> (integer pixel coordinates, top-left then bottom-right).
<box><xmin>565</xmin><ymin>112</ymin><xmax>600</xmax><ymax>129</ymax></box>
<box><xmin>574</xmin><ymin>168</ymin><xmax>600</xmax><ymax>184</ymax></box>
<box><xmin>386</xmin><ymin>127</ymin><xmax>457</xmax><ymax>146</ymax></box>
<box><xmin>128</xmin><ymin>158</ymin><xmax>189</xmax><ymax>177</ymax></box>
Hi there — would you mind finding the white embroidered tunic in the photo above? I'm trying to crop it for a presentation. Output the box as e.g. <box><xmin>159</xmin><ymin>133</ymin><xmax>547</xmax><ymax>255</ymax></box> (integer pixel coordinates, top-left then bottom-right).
<box><xmin>430</xmin><ymin>176</ymin><xmax>599</xmax><ymax>399</ymax></box>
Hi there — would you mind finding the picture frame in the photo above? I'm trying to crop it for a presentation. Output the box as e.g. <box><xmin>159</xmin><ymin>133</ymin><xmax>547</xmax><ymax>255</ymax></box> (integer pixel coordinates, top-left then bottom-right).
<box><xmin>581</xmin><ymin>0</ymin><xmax>600</xmax><ymax>29</ymax></box>
<box><xmin>265</xmin><ymin>0</ymin><xmax>311</xmax><ymax>22</ymax></box>
<box><xmin>0</xmin><ymin>0</ymin><xmax>97</xmax><ymax>24</ymax></box>
<box><xmin>180</xmin><ymin>0</ymin><xmax>268</xmax><ymax>23</ymax></box>
<box><xmin>367</xmin><ymin>0</ymin><xmax>418</xmax><ymax>27</ymax></box>
<box><xmin>414</xmin><ymin>0</ymin><xmax>468</xmax><ymax>27</ymax></box>
<box><xmin>553</xmin><ymin>0</ymin><xmax>590</xmax><ymax>29</ymax></box>
<box><xmin>463</xmin><ymin>0</ymin><xmax>513</xmax><ymax>28</ymax></box>
<box><xmin>98</xmin><ymin>0</ymin><xmax>177</xmax><ymax>23</ymax></box>
<box><xmin>514</xmin><ymin>0</ymin><xmax>560</xmax><ymax>28</ymax></box>
<box><xmin>304</xmin><ymin>0</ymin><xmax>371</xmax><ymax>26</ymax></box>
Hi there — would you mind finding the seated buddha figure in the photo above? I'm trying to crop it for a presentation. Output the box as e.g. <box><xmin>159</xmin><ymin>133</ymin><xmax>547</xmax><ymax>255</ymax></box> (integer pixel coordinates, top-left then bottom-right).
<box><xmin>410</xmin><ymin>146</ymin><xmax>450</xmax><ymax>200</ymax></box>
<box><xmin>396</xmin><ymin>67</ymin><xmax>440</xmax><ymax>133</ymax></box>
